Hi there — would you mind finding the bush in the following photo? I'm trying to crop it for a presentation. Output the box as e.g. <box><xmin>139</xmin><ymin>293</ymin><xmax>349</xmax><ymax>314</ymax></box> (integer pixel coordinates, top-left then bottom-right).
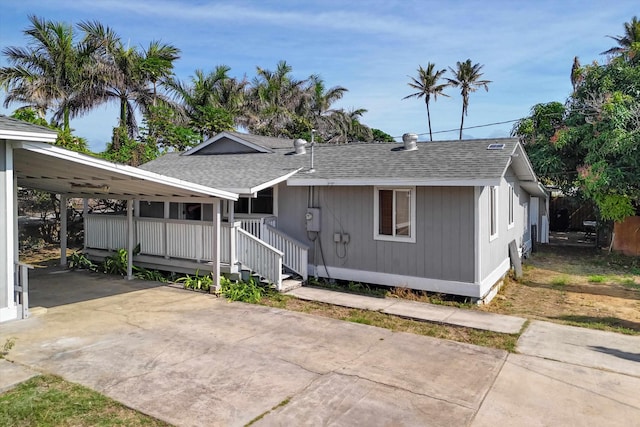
<box><xmin>174</xmin><ymin>270</ymin><xmax>213</xmax><ymax>291</ymax></box>
<box><xmin>220</xmin><ymin>277</ymin><xmax>267</xmax><ymax>303</ymax></box>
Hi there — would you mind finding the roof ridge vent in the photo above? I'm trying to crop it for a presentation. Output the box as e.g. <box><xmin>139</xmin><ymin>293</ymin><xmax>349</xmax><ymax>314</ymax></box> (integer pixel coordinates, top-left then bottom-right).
<box><xmin>402</xmin><ymin>133</ymin><xmax>418</xmax><ymax>151</ymax></box>
<box><xmin>293</xmin><ymin>138</ymin><xmax>307</xmax><ymax>155</ymax></box>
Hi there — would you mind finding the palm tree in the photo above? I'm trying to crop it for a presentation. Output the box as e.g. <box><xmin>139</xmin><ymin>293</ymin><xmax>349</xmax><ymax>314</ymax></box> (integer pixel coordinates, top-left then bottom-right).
<box><xmin>447</xmin><ymin>59</ymin><xmax>491</xmax><ymax>140</ymax></box>
<box><xmin>245</xmin><ymin>60</ymin><xmax>307</xmax><ymax>136</ymax></box>
<box><xmin>0</xmin><ymin>15</ymin><xmax>94</xmax><ymax>131</ymax></box>
<box><xmin>303</xmin><ymin>74</ymin><xmax>348</xmax><ymax>140</ymax></box>
<box><xmin>167</xmin><ymin>66</ymin><xmax>243</xmax><ymax>139</ymax></box>
<box><xmin>403</xmin><ymin>63</ymin><xmax>449</xmax><ymax>141</ymax></box>
<box><xmin>602</xmin><ymin>16</ymin><xmax>640</xmax><ymax>59</ymax></box>
<box><xmin>79</xmin><ymin>21</ymin><xmax>165</xmax><ymax>136</ymax></box>
<box><xmin>140</xmin><ymin>40</ymin><xmax>181</xmax><ymax>105</ymax></box>
<box><xmin>327</xmin><ymin>108</ymin><xmax>372</xmax><ymax>143</ymax></box>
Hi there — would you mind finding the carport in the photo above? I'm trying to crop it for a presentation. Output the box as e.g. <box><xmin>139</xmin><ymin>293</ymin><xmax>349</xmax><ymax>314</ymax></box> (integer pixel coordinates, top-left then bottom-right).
<box><xmin>1</xmin><ymin>115</ymin><xmax>237</xmax><ymax>323</ymax></box>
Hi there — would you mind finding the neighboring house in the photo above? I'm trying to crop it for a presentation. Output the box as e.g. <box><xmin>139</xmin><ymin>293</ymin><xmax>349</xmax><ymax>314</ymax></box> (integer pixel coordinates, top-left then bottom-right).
<box><xmin>0</xmin><ymin>116</ymin><xmax>236</xmax><ymax>323</ymax></box>
<box><xmin>135</xmin><ymin>131</ymin><xmax>549</xmax><ymax>303</ymax></box>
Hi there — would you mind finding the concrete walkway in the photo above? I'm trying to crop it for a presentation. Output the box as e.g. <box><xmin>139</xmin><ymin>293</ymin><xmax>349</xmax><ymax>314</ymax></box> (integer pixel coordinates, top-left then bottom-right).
<box><xmin>287</xmin><ymin>286</ymin><xmax>526</xmax><ymax>334</ymax></box>
<box><xmin>1</xmin><ymin>270</ymin><xmax>639</xmax><ymax>426</ymax></box>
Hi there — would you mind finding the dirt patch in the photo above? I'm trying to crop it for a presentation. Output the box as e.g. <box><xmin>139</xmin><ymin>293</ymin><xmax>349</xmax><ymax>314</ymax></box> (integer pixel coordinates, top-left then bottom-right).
<box><xmin>480</xmin><ymin>245</ymin><xmax>640</xmax><ymax>333</ymax></box>
<box><xmin>20</xmin><ymin>244</ymin><xmax>79</xmax><ymax>268</ymax></box>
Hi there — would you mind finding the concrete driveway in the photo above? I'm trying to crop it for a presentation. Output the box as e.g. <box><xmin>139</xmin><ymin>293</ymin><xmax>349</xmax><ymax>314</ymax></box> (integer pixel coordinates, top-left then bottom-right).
<box><xmin>1</xmin><ymin>268</ymin><xmax>639</xmax><ymax>426</ymax></box>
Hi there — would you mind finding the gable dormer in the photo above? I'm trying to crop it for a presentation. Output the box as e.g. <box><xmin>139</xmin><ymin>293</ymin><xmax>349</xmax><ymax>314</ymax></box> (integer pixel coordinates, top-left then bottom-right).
<box><xmin>183</xmin><ymin>131</ymin><xmax>273</xmax><ymax>155</ymax></box>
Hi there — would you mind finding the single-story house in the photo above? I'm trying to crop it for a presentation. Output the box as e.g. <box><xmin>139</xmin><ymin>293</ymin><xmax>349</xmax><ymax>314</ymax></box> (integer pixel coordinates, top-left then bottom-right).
<box><xmin>0</xmin><ymin>116</ymin><xmax>237</xmax><ymax>323</ymax></box>
<box><xmin>136</xmin><ymin>131</ymin><xmax>549</xmax><ymax>303</ymax></box>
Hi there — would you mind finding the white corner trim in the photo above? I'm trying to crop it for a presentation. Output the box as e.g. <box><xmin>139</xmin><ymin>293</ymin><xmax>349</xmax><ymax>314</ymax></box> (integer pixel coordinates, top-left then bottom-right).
<box><xmin>249</xmin><ymin>169</ymin><xmax>302</xmax><ymax>194</ymax></box>
<box><xmin>478</xmin><ymin>257</ymin><xmax>511</xmax><ymax>298</ymax></box>
<box><xmin>0</xmin><ymin>305</ymin><xmax>18</xmax><ymax>323</ymax></box>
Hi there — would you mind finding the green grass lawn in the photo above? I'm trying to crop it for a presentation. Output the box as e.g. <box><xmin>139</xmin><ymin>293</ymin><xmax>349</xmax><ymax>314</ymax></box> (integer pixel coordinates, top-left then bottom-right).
<box><xmin>0</xmin><ymin>375</ymin><xmax>170</xmax><ymax>427</ymax></box>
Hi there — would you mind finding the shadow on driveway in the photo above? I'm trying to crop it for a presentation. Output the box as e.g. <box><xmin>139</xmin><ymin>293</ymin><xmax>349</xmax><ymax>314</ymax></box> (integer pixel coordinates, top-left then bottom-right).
<box><xmin>28</xmin><ymin>266</ymin><xmax>165</xmax><ymax>309</ymax></box>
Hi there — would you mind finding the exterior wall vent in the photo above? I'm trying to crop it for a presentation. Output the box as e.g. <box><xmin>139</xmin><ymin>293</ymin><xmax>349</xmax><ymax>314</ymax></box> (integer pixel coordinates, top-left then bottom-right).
<box><xmin>294</xmin><ymin>138</ymin><xmax>307</xmax><ymax>155</ymax></box>
<box><xmin>402</xmin><ymin>133</ymin><xmax>418</xmax><ymax>151</ymax></box>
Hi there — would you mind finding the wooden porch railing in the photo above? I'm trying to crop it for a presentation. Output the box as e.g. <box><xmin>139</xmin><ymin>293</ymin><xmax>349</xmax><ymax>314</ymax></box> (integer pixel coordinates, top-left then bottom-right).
<box><xmin>238</xmin><ymin>216</ymin><xmax>277</xmax><ymax>239</ymax></box>
<box><xmin>236</xmin><ymin>228</ymin><xmax>284</xmax><ymax>289</ymax></box>
<box><xmin>85</xmin><ymin>215</ymin><xmax>287</xmax><ymax>288</ymax></box>
<box><xmin>263</xmin><ymin>224</ymin><xmax>308</xmax><ymax>280</ymax></box>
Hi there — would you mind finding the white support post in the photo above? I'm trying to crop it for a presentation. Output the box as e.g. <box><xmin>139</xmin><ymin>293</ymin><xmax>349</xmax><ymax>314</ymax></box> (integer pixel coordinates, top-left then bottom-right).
<box><xmin>228</xmin><ymin>199</ymin><xmax>235</xmax><ymax>223</ymax></box>
<box><xmin>164</xmin><ymin>202</ymin><xmax>170</xmax><ymax>259</ymax></box>
<box><xmin>229</xmin><ymin>221</ymin><xmax>239</xmax><ymax>273</ymax></box>
<box><xmin>211</xmin><ymin>199</ymin><xmax>221</xmax><ymax>292</ymax></box>
<box><xmin>82</xmin><ymin>199</ymin><xmax>88</xmax><ymax>252</ymax></box>
<box><xmin>60</xmin><ymin>195</ymin><xmax>67</xmax><ymax>266</ymax></box>
<box><xmin>126</xmin><ymin>199</ymin><xmax>134</xmax><ymax>280</ymax></box>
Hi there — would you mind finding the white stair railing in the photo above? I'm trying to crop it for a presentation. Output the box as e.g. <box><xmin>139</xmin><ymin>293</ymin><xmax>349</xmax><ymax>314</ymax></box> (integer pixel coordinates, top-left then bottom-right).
<box><xmin>263</xmin><ymin>224</ymin><xmax>308</xmax><ymax>281</ymax></box>
<box><xmin>236</xmin><ymin>228</ymin><xmax>284</xmax><ymax>289</ymax></box>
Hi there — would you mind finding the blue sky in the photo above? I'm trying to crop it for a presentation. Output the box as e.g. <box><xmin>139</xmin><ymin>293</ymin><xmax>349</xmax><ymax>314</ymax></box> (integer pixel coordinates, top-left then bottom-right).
<box><xmin>0</xmin><ymin>0</ymin><xmax>637</xmax><ymax>151</ymax></box>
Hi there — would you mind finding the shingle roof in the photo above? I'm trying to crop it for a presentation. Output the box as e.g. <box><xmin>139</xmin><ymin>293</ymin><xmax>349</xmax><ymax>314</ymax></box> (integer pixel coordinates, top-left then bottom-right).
<box><xmin>141</xmin><ymin>137</ymin><xmax>523</xmax><ymax>193</ymax></box>
<box><xmin>0</xmin><ymin>115</ymin><xmax>58</xmax><ymax>136</ymax></box>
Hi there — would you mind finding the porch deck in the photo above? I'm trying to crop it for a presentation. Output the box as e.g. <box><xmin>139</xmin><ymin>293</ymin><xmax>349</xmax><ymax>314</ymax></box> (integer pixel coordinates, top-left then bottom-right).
<box><xmin>84</xmin><ymin>214</ymin><xmax>308</xmax><ymax>289</ymax></box>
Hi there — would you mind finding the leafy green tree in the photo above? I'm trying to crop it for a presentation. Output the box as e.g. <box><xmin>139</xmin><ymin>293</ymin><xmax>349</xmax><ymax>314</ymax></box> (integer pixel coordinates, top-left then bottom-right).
<box><xmin>514</xmin><ymin>50</ymin><xmax>640</xmax><ymax>221</ymax></box>
<box><xmin>447</xmin><ymin>59</ymin><xmax>491</xmax><ymax>140</ymax></box>
<box><xmin>102</xmin><ymin>126</ymin><xmax>158</xmax><ymax>166</ymax></box>
<box><xmin>403</xmin><ymin>63</ymin><xmax>449</xmax><ymax>141</ymax></box>
<box><xmin>371</xmin><ymin>128</ymin><xmax>395</xmax><ymax>142</ymax></box>
<box><xmin>11</xmin><ymin>107</ymin><xmax>89</xmax><ymax>153</ymax></box>
<box><xmin>139</xmin><ymin>104</ymin><xmax>199</xmax><ymax>152</ymax></box>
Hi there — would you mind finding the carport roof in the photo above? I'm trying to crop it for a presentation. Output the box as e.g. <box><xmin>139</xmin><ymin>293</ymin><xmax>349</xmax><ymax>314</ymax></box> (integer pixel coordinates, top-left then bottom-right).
<box><xmin>1</xmin><ymin>117</ymin><xmax>237</xmax><ymax>201</ymax></box>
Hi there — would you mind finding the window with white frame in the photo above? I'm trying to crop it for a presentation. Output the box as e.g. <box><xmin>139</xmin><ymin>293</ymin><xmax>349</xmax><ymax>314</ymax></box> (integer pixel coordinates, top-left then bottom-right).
<box><xmin>489</xmin><ymin>186</ymin><xmax>498</xmax><ymax>239</ymax></box>
<box><xmin>508</xmin><ymin>185</ymin><xmax>514</xmax><ymax>228</ymax></box>
<box><xmin>374</xmin><ymin>187</ymin><xmax>416</xmax><ymax>242</ymax></box>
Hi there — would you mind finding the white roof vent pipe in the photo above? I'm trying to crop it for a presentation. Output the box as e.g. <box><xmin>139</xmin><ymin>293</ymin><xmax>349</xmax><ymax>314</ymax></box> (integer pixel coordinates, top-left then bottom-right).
<box><xmin>294</xmin><ymin>138</ymin><xmax>307</xmax><ymax>155</ymax></box>
<box><xmin>402</xmin><ymin>133</ymin><xmax>418</xmax><ymax>151</ymax></box>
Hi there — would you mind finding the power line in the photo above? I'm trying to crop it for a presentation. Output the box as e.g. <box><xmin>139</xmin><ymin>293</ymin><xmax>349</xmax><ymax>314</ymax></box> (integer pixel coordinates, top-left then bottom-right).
<box><xmin>392</xmin><ymin>118</ymin><xmax>521</xmax><ymax>139</ymax></box>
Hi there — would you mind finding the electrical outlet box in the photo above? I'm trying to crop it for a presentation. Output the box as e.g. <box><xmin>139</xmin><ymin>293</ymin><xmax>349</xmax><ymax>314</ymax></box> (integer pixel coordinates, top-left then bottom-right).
<box><xmin>333</xmin><ymin>233</ymin><xmax>341</xmax><ymax>243</ymax></box>
<box><xmin>342</xmin><ymin>233</ymin><xmax>350</xmax><ymax>244</ymax></box>
<box><xmin>305</xmin><ymin>208</ymin><xmax>321</xmax><ymax>232</ymax></box>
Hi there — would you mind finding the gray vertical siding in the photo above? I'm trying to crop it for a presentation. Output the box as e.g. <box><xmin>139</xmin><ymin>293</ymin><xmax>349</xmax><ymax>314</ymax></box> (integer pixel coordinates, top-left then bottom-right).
<box><xmin>479</xmin><ymin>167</ymin><xmax>532</xmax><ymax>282</ymax></box>
<box><xmin>277</xmin><ymin>184</ymin><xmax>475</xmax><ymax>283</ymax></box>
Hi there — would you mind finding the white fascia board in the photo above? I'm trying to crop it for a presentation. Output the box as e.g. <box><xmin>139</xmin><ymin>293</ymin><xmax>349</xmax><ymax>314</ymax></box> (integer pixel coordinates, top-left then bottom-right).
<box><xmin>248</xmin><ymin>169</ymin><xmax>302</xmax><ymax>193</ymax></box>
<box><xmin>183</xmin><ymin>131</ymin><xmax>271</xmax><ymax>156</ymax></box>
<box><xmin>15</xmin><ymin>141</ymin><xmax>238</xmax><ymax>201</ymax></box>
<box><xmin>2</xmin><ymin>130</ymin><xmax>57</xmax><ymax>143</ymax></box>
<box><xmin>286</xmin><ymin>177</ymin><xmax>501</xmax><ymax>187</ymax></box>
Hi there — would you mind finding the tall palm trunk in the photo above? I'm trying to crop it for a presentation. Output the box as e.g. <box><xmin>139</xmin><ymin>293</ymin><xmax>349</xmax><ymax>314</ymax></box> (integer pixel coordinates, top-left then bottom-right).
<box><xmin>120</xmin><ymin>98</ymin><xmax>127</xmax><ymax>128</ymax></box>
<box><xmin>459</xmin><ymin>104</ymin><xmax>465</xmax><ymax>140</ymax></box>
<box><xmin>425</xmin><ymin>99</ymin><xmax>433</xmax><ymax>141</ymax></box>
